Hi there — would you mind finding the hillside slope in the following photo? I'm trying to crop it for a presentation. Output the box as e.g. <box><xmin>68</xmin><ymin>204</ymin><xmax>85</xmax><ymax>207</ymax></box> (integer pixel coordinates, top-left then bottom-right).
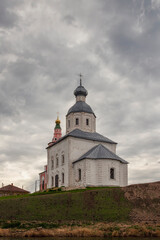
<box><xmin>123</xmin><ymin>181</ymin><xmax>160</xmax><ymax>223</ymax></box>
<box><xmin>0</xmin><ymin>182</ymin><xmax>159</xmax><ymax>223</ymax></box>
<box><xmin>0</xmin><ymin>188</ymin><xmax>131</xmax><ymax>222</ymax></box>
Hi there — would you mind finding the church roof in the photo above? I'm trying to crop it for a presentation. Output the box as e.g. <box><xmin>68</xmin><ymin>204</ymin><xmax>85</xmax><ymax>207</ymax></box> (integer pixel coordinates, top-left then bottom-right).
<box><xmin>66</xmin><ymin>101</ymin><xmax>96</xmax><ymax>117</ymax></box>
<box><xmin>73</xmin><ymin>144</ymin><xmax>128</xmax><ymax>164</ymax></box>
<box><xmin>46</xmin><ymin>129</ymin><xmax>116</xmax><ymax>149</ymax></box>
<box><xmin>68</xmin><ymin>129</ymin><xmax>116</xmax><ymax>143</ymax></box>
<box><xmin>0</xmin><ymin>184</ymin><xmax>29</xmax><ymax>193</ymax></box>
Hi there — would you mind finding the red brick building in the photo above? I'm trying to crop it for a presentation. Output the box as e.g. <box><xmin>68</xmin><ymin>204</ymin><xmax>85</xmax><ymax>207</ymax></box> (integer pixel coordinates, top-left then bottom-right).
<box><xmin>0</xmin><ymin>183</ymin><xmax>29</xmax><ymax>196</ymax></box>
<box><xmin>39</xmin><ymin>116</ymin><xmax>62</xmax><ymax>191</ymax></box>
<box><xmin>39</xmin><ymin>165</ymin><xmax>47</xmax><ymax>191</ymax></box>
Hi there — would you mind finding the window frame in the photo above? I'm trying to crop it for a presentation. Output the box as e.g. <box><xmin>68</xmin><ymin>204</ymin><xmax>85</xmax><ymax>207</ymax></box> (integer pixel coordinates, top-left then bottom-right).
<box><xmin>62</xmin><ymin>172</ymin><xmax>64</xmax><ymax>184</ymax></box>
<box><xmin>51</xmin><ymin>176</ymin><xmax>54</xmax><ymax>187</ymax></box>
<box><xmin>75</xmin><ymin>118</ymin><xmax>79</xmax><ymax>125</ymax></box>
<box><xmin>56</xmin><ymin>154</ymin><xmax>59</xmax><ymax>168</ymax></box>
<box><xmin>61</xmin><ymin>154</ymin><xmax>65</xmax><ymax>165</ymax></box>
<box><xmin>68</xmin><ymin>119</ymin><xmax>70</xmax><ymax>128</ymax></box>
<box><xmin>51</xmin><ymin>156</ymin><xmax>54</xmax><ymax>170</ymax></box>
<box><xmin>78</xmin><ymin>169</ymin><xmax>81</xmax><ymax>181</ymax></box>
<box><xmin>110</xmin><ymin>168</ymin><xmax>115</xmax><ymax>180</ymax></box>
<box><xmin>86</xmin><ymin>118</ymin><xmax>89</xmax><ymax>126</ymax></box>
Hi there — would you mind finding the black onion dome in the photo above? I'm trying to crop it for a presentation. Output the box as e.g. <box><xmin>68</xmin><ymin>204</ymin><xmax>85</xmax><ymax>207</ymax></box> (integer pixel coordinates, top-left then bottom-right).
<box><xmin>67</xmin><ymin>101</ymin><xmax>96</xmax><ymax>117</ymax></box>
<box><xmin>74</xmin><ymin>85</ymin><xmax>88</xmax><ymax>97</ymax></box>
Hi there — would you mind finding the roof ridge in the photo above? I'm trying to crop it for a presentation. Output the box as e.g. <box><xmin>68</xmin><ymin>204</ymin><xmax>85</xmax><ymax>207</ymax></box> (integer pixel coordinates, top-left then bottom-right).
<box><xmin>46</xmin><ymin>129</ymin><xmax>116</xmax><ymax>149</ymax></box>
<box><xmin>99</xmin><ymin>144</ymin><xmax>125</xmax><ymax>160</ymax></box>
<box><xmin>73</xmin><ymin>143</ymin><xmax>128</xmax><ymax>164</ymax></box>
<box><xmin>96</xmin><ymin>144</ymin><xmax>103</xmax><ymax>156</ymax></box>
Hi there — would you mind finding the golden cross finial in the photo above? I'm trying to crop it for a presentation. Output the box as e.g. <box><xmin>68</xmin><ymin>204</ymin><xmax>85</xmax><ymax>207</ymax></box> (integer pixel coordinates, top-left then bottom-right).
<box><xmin>55</xmin><ymin>112</ymin><xmax>60</xmax><ymax>124</ymax></box>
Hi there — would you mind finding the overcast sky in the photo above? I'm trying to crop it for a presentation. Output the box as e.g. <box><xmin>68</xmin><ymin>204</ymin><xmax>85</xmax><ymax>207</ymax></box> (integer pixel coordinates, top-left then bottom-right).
<box><xmin>0</xmin><ymin>0</ymin><xmax>160</xmax><ymax>192</ymax></box>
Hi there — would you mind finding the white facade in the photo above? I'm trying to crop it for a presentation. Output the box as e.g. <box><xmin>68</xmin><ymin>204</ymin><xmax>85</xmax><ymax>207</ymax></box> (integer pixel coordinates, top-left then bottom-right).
<box><xmin>47</xmin><ymin>138</ymin><xmax>69</xmax><ymax>188</ymax></box>
<box><xmin>73</xmin><ymin>159</ymin><xmax>128</xmax><ymax>187</ymax></box>
<box><xmin>66</xmin><ymin>112</ymin><xmax>96</xmax><ymax>134</ymax></box>
<box><xmin>47</xmin><ymin>82</ymin><xmax>128</xmax><ymax>189</ymax></box>
<box><xmin>47</xmin><ymin>136</ymin><xmax>128</xmax><ymax>188</ymax></box>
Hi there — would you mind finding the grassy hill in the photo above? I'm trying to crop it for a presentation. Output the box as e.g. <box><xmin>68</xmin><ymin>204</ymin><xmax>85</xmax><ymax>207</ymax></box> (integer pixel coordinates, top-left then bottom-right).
<box><xmin>0</xmin><ymin>182</ymin><xmax>160</xmax><ymax>225</ymax></box>
<box><xmin>0</xmin><ymin>187</ymin><xmax>131</xmax><ymax>223</ymax></box>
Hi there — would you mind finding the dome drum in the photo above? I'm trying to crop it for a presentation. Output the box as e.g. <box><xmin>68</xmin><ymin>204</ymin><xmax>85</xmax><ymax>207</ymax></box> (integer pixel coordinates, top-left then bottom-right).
<box><xmin>66</xmin><ymin>112</ymin><xmax>96</xmax><ymax>134</ymax></box>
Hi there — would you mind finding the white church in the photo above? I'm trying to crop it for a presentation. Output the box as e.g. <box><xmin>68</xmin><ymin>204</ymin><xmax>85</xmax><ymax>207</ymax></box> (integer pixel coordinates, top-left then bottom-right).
<box><xmin>46</xmin><ymin>80</ymin><xmax>128</xmax><ymax>189</ymax></box>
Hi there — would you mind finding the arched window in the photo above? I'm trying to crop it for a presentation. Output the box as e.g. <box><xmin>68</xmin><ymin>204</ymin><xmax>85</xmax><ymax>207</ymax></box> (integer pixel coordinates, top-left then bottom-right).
<box><xmin>110</xmin><ymin>168</ymin><xmax>115</xmax><ymax>179</ymax></box>
<box><xmin>55</xmin><ymin>174</ymin><xmax>59</xmax><ymax>187</ymax></box>
<box><xmin>61</xmin><ymin>154</ymin><xmax>65</xmax><ymax>165</ymax></box>
<box><xmin>68</xmin><ymin>120</ymin><xmax>70</xmax><ymax>128</ymax></box>
<box><xmin>51</xmin><ymin>176</ymin><xmax>54</xmax><ymax>187</ymax></box>
<box><xmin>78</xmin><ymin>169</ymin><xmax>81</xmax><ymax>181</ymax></box>
<box><xmin>51</xmin><ymin>156</ymin><xmax>54</xmax><ymax>170</ymax></box>
<box><xmin>62</xmin><ymin>173</ymin><xmax>64</xmax><ymax>184</ymax></box>
<box><xmin>86</xmin><ymin>118</ymin><xmax>89</xmax><ymax>126</ymax></box>
<box><xmin>75</xmin><ymin>118</ymin><xmax>79</xmax><ymax>125</ymax></box>
<box><xmin>56</xmin><ymin>154</ymin><xmax>59</xmax><ymax>168</ymax></box>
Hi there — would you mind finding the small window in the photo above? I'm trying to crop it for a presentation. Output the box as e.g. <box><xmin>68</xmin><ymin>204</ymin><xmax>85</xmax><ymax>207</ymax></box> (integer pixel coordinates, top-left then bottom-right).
<box><xmin>110</xmin><ymin>168</ymin><xmax>115</xmax><ymax>179</ymax></box>
<box><xmin>78</xmin><ymin>169</ymin><xmax>81</xmax><ymax>181</ymax></box>
<box><xmin>68</xmin><ymin>120</ymin><xmax>70</xmax><ymax>128</ymax></box>
<box><xmin>62</xmin><ymin>154</ymin><xmax>65</xmax><ymax>165</ymax></box>
<box><xmin>76</xmin><ymin>118</ymin><xmax>79</xmax><ymax>125</ymax></box>
<box><xmin>51</xmin><ymin>159</ymin><xmax>54</xmax><ymax>170</ymax></box>
<box><xmin>86</xmin><ymin>118</ymin><xmax>89</xmax><ymax>126</ymax></box>
<box><xmin>56</xmin><ymin>155</ymin><xmax>59</xmax><ymax>168</ymax></box>
<box><xmin>51</xmin><ymin>176</ymin><xmax>54</xmax><ymax>187</ymax></box>
<box><xmin>51</xmin><ymin>156</ymin><xmax>54</xmax><ymax>169</ymax></box>
<box><xmin>62</xmin><ymin>173</ymin><xmax>64</xmax><ymax>184</ymax></box>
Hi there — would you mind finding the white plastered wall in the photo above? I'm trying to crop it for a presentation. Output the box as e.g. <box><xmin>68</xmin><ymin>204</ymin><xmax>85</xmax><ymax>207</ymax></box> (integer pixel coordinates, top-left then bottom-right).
<box><xmin>47</xmin><ymin>138</ymin><xmax>69</xmax><ymax>188</ymax></box>
<box><xmin>66</xmin><ymin>112</ymin><xmax>96</xmax><ymax>134</ymax></box>
<box><xmin>47</xmin><ymin>136</ymin><xmax>127</xmax><ymax>189</ymax></box>
<box><xmin>68</xmin><ymin>137</ymin><xmax>117</xmax><ymax>187</ymax></box>
<box><xmin>73</xmin><ymin>159</ymin><xmax>128</xmax><ymax>187</ymax></box>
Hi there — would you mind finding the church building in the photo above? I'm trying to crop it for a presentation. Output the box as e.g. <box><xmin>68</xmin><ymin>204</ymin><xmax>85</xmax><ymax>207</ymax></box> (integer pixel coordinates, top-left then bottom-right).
<box><xmin>46</xmin><ymin>80</ymin><xmax>128</xmax><ymax>189</ymax></box>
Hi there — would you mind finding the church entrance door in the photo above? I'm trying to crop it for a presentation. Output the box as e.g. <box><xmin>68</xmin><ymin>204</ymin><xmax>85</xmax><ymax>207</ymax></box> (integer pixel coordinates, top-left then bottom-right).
<box><xmin>55</xmin><ymin>175</ymin><xmax>59</xmax><ymax>187</ymax></box>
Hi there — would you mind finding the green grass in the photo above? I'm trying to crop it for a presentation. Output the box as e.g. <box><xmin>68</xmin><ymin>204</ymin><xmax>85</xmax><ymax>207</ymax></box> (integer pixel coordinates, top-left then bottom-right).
<box><xmin>1</xmin><ymin>221</ymin><xmax>21</xmax><ymax>229</ymax></box>
<box><xmin>0</xmin><ymin>186</ymin><xmax>118</xmax><ymax>200</ymax></box>
<box><xmin>0</xmin><ymin>188</ymin><xmax>132</xmax><ymax>223</ymax></box>
<box><xmin>0</xmin><ymin>221</ymin><xmax>60</xmax><ymax>229</ymax></box>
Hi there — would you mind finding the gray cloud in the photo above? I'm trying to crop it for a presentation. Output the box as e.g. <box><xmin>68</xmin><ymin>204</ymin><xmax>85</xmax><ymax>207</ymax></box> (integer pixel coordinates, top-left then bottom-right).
<box><xmin>0</xmin><ymin>0</ymin><xmax>22</xmax><ymax>28</ymax></box>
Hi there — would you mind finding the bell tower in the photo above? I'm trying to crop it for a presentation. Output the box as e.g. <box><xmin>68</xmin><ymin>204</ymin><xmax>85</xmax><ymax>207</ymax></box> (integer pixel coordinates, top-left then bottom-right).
<box><xmin>48</xmin><ymin>116</ymin><xmax>62</xmax><ymax>146</ymax></box>
<box><xmin>52</xmin><ymin>116</ymin><xmax>62</xmax><ymax>142</ymax></box>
